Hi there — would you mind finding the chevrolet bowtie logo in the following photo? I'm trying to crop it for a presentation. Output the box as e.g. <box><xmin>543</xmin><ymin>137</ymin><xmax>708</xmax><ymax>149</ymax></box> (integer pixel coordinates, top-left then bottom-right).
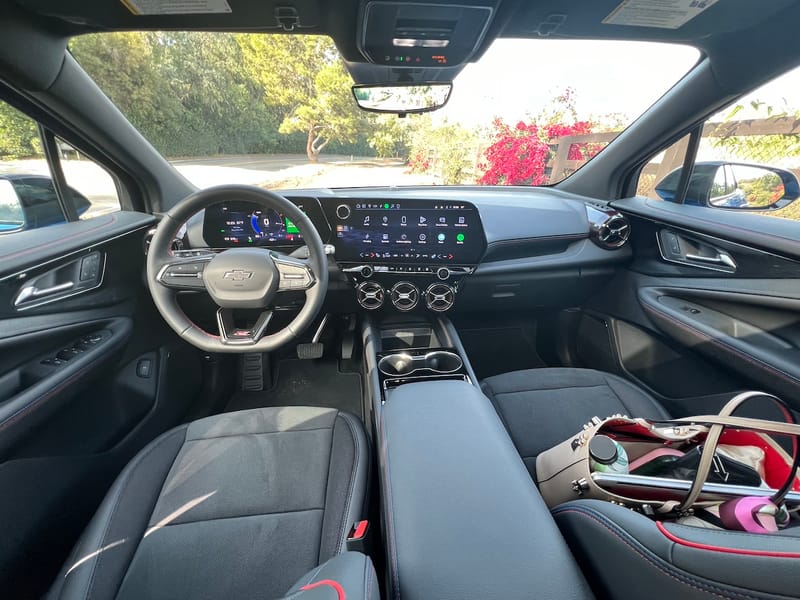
<box><xmin>223</xmin><ymin>270</ymin><xmax>253</xmax><ymax>281</ymax></box>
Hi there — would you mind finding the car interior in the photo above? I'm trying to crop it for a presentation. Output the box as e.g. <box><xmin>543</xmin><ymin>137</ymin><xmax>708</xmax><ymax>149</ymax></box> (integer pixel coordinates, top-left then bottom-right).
<box><xmin>2</xmin><ymin>0</ymin><xmax>800</xmax><ymax>599</ymax></box>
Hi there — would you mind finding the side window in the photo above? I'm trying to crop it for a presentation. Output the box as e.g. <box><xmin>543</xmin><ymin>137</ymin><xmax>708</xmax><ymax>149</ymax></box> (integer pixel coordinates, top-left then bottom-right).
<box><xmin>636</xmin><ymin>65</ymin><xmax>800</xmax><ymax>224</ymax></box>
<box><xmin>0</xmin><ymin>101</ymin><xmax>121</xmax><ymax>235</ymax></box>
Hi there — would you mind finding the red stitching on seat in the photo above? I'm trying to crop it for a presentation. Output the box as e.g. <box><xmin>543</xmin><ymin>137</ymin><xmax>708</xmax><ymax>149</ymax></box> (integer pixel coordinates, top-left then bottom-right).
<box><xmin>300</xmin><ymin>579</ymin><xmax>346</xmax><ymax>599</ymax></box>
<box><xmin>555</xmin><ymin>508</ymin><xmax>751</xmax><ymax>600</ymax></box>
<box><xmin>656</xmin><ymin>521</ymin><xmax>800</xmax><ymax>558</ymax></box>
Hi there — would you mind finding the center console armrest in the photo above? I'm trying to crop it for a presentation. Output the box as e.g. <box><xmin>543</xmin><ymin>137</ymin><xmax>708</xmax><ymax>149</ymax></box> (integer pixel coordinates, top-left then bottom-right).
<box><xmin>379</xmin><ymin>380</ymin><xmax>594</xmax><ymax>600</ymax></box>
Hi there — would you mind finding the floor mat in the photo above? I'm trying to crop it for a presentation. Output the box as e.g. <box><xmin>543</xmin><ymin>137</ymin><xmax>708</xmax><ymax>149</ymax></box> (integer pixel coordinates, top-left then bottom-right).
<box><xmin>225</xmin><ymin>358</ymin><xmax>363</xmax><ymax>419</ymax></box>
<box><xmin>456</xmin><ymin>324</ymin><xmax>546</xmax><ymax>381</ymax></box>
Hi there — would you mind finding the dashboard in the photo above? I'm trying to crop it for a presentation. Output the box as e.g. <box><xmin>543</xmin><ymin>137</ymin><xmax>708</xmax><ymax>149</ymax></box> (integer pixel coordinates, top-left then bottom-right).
<box><xmin>186</xmin><ymin>188</ymin><xmax>632</xmax><ymax>314</ymax></box>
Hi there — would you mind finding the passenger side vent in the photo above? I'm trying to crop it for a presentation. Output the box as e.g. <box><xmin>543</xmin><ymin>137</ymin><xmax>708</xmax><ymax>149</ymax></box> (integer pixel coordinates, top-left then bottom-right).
<box><xmin>425</xmin><ymin>283</ymin><xmax>455</xmax><ymax>312</ymax></box>
<box><xmin>586</xmin><ymin>204</ymin><xmax>631</xmax><ymax>250</ymax></box>
<box><xmin>390</xmin><ymin>282</ymin><xmax>419</xmax><ymax>312</ymax></box>
<box><xmin>357</xmin><ymin>281</ymin><xmax>385</xmax><ymax>310</ymax></box>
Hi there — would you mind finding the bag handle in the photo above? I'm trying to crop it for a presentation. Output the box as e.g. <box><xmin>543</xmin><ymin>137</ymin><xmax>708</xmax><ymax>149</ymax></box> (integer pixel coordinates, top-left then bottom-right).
<box><xmin>676</xmin><ymin>392</ymin><xmax>800</xmax><ymax>511</ymax></box>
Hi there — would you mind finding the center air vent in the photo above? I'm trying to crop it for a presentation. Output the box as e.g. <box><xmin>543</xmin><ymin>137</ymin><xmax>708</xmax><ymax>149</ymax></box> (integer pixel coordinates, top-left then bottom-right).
<box><xmin>425</xmin><ymin>283</ymin><xmax>455</xmax><ymax>312</ymax></box>
<box><xmin>390</xmin><ymin>281</ymin><xmax>419</xmax><ymax>312</ymax></box>
<box><xmin>357</xmin><ymin>281</ymin><xmax>385</xmax><ymax>310</ymax></box>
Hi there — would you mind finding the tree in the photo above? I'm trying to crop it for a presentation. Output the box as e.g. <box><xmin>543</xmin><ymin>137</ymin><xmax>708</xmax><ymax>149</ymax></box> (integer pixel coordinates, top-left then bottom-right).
<box><xmin>367</xmin><ymin>114</ymin><xmax>411</xmax><ymax>158</ymax></box>
<box><xmin>0</xmin><ymin>102</ymin><xmax>41</xmax><ymax>159</ymax></box>
<box><xmin>236</xmin><ymin>34</ymin><xmax>365</xmax><ymax>162</ymax></box>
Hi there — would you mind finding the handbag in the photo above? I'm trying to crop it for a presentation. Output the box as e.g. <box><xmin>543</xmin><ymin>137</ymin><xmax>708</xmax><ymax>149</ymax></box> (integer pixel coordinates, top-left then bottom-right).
<box><xmin>536</xmin><ymin>391</ymin><xmax>800</xmax><ymax>528</ymax></box>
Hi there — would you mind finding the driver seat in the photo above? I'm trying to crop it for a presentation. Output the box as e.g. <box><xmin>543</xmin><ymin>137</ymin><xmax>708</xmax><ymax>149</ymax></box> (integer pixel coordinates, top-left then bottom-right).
<box><xmin>47</xmin><ymin>406</ymin><xmax>375</xmax><ymax>600</ymax></box>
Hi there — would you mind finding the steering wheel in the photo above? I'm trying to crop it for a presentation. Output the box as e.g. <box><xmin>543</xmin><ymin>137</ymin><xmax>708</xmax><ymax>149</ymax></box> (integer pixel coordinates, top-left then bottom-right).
<box><xmin>146</xmin><ymin>185</ymin><xmax>329</xmax><ymax>353</ymax></box>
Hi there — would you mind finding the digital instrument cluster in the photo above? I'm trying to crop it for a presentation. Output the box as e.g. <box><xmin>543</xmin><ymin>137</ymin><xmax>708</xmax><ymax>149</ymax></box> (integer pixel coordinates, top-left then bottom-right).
<box><xmin>203</xmin><ymin>201</ymin><xmax>307</xmax><ymax>247</ymax></box>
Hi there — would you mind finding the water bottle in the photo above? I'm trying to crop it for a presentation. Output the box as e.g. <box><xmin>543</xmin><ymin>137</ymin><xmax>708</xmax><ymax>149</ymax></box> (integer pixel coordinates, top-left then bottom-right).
<box><xmin>589</xmin><ymin>435</ymin><xmax>629</xmax><ymax>474</ymax></box>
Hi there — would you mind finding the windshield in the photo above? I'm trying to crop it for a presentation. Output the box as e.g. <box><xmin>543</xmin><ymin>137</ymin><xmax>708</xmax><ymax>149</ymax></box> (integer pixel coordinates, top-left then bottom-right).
<box><xmin>70</xmin><ymin>34</ymin><xmax>699</xmax><ymax>190</ymax></box>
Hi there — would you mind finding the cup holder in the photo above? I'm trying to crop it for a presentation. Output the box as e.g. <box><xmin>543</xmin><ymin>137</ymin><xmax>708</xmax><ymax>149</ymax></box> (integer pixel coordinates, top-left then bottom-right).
<box><xmin>378</xmin><ymin>350</ymin><xmax>463</xmax><ymax>378</ymax></box>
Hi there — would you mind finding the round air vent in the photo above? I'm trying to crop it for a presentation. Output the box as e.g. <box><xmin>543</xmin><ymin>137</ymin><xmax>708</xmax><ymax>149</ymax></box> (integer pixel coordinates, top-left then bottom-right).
<box><xmin>425</xmin><ymin>283</ymin><xmax>456</xmax><ymax>312</ymax></box>
<box><xmin>596</xmin><ymin>214</ymin><xmax>631</xmax><ymax>249</ymax></box>
<box><xmin>356</xmin><ymin>281</ymin><xmax>385</xmax><ymax>310</ymax></box>
<box><xmin>390</xmin><ymin>282</ymin><xmax>419</xmax><ymax>312</ymax></box>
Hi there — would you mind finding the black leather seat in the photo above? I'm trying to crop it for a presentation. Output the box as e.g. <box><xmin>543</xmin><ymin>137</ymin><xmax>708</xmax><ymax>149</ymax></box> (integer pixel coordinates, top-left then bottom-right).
<box><xmin>481</xmin><ymin>367</ymin><xmax>670</xmax><ymax>476</ymax></box>
<box><xmin>47</xmin><ymin>406</ymin><xmax>377</xmax><ymax>600</ymax></box>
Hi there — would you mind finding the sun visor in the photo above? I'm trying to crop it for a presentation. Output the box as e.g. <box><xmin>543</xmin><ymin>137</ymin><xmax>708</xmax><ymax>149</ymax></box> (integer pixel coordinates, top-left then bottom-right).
<box><xmin>357</xmin><ymin>1</ymin><xmax>499</xmax><ymax>68</ymax></box>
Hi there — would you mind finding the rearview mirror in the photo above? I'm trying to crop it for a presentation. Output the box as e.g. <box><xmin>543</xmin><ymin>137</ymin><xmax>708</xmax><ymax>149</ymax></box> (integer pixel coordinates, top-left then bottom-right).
<box><xmin>352</xmin><ymin>83</ymin><xmax>452</xmax><ymax>115</ymax></box>
<box><xmin>655</xmin><ymin>161</ymin><xmax>800</xmax><ymax>210</ymax></box>
<box><xmin>0</xmin><ymin>179</ymin><xmax>25</xmax><ymax>233</ymax></box>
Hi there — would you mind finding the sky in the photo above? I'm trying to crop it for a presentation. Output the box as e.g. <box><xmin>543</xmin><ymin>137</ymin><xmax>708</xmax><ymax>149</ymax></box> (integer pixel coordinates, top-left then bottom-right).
<box><xmin>437</xmin><ymin>38</ymin><xmax>800</xmax><ymax>128</ymax></box>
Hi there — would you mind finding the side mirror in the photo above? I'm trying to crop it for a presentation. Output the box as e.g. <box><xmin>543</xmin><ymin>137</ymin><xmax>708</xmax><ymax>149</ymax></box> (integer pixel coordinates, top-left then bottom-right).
<box><xmin>0</xmin><ymin>179</ymin><xmax>25</xmax><ymax>233</ymax></box>
<box><xmin>655</xmin><ymin>161</ymin><xmax>800</xmax><ymax>210</ymax></box>
<box><xmin>352</xmin><ymin>82</ymin><xmax>452</xmax><ymax>115</ymax></box>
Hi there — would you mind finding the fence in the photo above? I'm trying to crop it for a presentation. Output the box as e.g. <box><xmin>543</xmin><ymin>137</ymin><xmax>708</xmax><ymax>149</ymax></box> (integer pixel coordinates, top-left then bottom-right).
<box><xmin>546</xmin><ymin>117</ymin><xmax>800</xmax><ymax>194</ymax></box>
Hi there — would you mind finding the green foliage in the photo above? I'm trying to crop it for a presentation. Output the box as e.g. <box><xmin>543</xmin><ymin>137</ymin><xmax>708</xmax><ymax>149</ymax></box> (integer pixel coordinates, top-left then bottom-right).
<box><xmin>70</xmin><ymin>32</ymin><xmax>369</xmax><ymax>159</ymax></box>
<box><xmin>407</xmin><ymin>116</ymin><xmax>478</xmax><ymax>184</ymax></box>
<box><xmin>367</xmin><ymin>115</ymin><xmax>411</xmax><ymax>158</ymax></box>
<box><xmin>0</xmin><ymin>103</ymin><xmax>42</xmax><ymax>159</ymax></box>
<box><xmin>711</xmin><ymin>101</ymin><xmax>800</xmax><ymax>165</ymax></box>
<box><xmin>236</xmin><ymin>34</ymin><xmax>366</xmax><ymax>161</ymax></box>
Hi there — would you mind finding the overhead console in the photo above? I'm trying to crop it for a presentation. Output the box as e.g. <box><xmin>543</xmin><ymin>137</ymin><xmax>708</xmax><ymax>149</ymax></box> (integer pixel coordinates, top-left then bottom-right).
<box><xmin>323</xmin><ymin>198</ymin><xmax>487</xmax><ymax>313</ymax></box>
<box><xmin>358</xmin><ymin>1</ymin><xmax>498</xmax><ymax>68</ymax></box>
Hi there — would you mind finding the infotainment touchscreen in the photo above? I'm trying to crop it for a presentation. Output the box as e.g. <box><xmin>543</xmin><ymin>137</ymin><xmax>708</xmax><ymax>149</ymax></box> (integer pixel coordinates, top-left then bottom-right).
<box><xmin>203</xmin><ymin>201</ymin><xmax>304</xmax><ymax>247</ymax></box>
<box><xmin>332</xmin><ymin>200</ymin><xmax>485</xmax><ymax>263</ymax></box>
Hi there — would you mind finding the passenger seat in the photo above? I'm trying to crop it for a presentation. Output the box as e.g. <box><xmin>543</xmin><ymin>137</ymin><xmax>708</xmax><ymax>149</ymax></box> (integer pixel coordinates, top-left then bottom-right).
<box><xmin>481</xmin><ymin>367</ymin><xmax>670</xmax><ymax>477</ymax></box>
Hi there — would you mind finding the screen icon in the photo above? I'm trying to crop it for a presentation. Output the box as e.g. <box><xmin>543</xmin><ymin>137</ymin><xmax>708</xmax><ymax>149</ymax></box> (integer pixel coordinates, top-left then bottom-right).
<box><xmin>456</xmin><ymin>233</ymin><xmax>465</xmax><ymax>242</ymax></box>
<box><xmin>419</xmin><ymin>216</ymin><xmax>427</xmax><ymax>225</ymax></box>
<box><xmin>458</xmin><ymin>216</ymin><xmax>465</xmax><ymax>225</ymax></box>
<box><xmin>382</xmin><ymin>216</ymin><xmax>388</xmax><ymax>224</ymax></box>
<box><xmin>419</xmin><ymin>233</ymin><xmax>427</xmax><ymax>241</ymax></box>
<box><xmin>363</xmin><ymin>216</ymin><xmax>370</xmax><ymax>226</ymax></box>
<box><xmin>438</xmin><ymin>216</ymin><xmax>447</xmax><ymax>224</ymax></box>
<box><xmin>437</xmin><ymin>233</ymin><xmax>446</xmax><ymax>242</ymax></box>
<box><xmin>401</xmin><ymin>234</ymin><xmax>407</xmax><ymax>241</ymax></box>
<box><xmin>382</xmin><ymin>233</ymin><xmax>389</xmax><ymax>241</ymax></box>
<box><xmin>401</xmin><ymin>216</ymin><xmax>407</xmax><ymax>225</ymax></box>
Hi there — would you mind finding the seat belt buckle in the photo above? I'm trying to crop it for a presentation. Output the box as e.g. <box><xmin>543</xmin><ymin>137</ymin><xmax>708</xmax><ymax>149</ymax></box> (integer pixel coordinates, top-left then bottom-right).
<box><xmin>346</xmin><ymin>520</ymin><xmax>369</xmax><ymax>552</ymax></box>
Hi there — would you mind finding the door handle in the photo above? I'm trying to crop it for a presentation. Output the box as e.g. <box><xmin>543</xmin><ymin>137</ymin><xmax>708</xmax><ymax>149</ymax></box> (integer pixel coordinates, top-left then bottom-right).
<box><xmin>685</xmin><ymin>253</ymin><xmax>737</xmax><ymax>269</ymax></box>
<box><xmin>15</xmin><ymin>281</ymin><xmax>75</xmax><ymax>306</ymax></box>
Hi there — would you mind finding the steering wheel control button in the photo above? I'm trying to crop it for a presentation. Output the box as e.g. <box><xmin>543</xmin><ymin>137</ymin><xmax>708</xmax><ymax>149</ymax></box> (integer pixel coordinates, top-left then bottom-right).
<box><xmin>391</xmin><ymin>282</ymin><xmax>419</xmax><ymax>312</ymax></box>
<box><xmin>275</xmin><ymin>257</ymin><xmax>315</xmax><ymax>291</ymax></box>
<box><xmin>336</xmin><ymin>204</ymin><xmax>352</xmax><ymax>220</ymax></box>
<box><xmin>160</xmin><ymin>260</ymin><xmax>209</xmax><ymax>289</ymax></box>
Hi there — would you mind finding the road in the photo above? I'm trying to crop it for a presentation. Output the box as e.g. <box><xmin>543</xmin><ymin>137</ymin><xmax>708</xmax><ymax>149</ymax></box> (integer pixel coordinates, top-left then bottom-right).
<box><xmin>169</xmin><ymin>154</ymin><xmax>373</xmax><ymax>172</ymax></box>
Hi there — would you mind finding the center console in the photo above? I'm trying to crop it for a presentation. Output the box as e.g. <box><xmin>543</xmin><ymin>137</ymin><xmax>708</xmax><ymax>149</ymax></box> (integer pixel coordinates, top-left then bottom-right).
<box><xmin>325</xmin><ymin>199</ymin><xmax>486</xmax><ymax>313</ymax></box>
<box><xmin>377</xmin><ymin>380</ymin><xmax>594</xmax><ymax>600</ymax></box>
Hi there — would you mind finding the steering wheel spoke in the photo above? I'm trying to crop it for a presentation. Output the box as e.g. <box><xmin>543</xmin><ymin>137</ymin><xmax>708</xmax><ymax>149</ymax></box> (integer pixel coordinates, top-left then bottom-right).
<box><xmin>273</xmin><ymin>254</ymin><xmax>316</xmax><ymax>292</ymax></box>
<box><xmin>156</xmin><ymin>255</ymin><xmax>213</xmax><ymax>290</ymax></box>
<box><xmin>216</xmin><ymin>308</ymin><xmax>273</xmax><ymax>345</ymax></box>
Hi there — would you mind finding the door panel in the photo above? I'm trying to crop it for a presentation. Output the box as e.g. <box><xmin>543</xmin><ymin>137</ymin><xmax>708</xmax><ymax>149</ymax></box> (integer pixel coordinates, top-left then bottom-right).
<box><xmin>580</xmin><ymin>203</ymin><xmax>800</xmax><ymax>415</ymax></box>
<box><xmin>0</xmin><ymin>213</ymin><xmax>205</xmax><ymax>597</ymax></box>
